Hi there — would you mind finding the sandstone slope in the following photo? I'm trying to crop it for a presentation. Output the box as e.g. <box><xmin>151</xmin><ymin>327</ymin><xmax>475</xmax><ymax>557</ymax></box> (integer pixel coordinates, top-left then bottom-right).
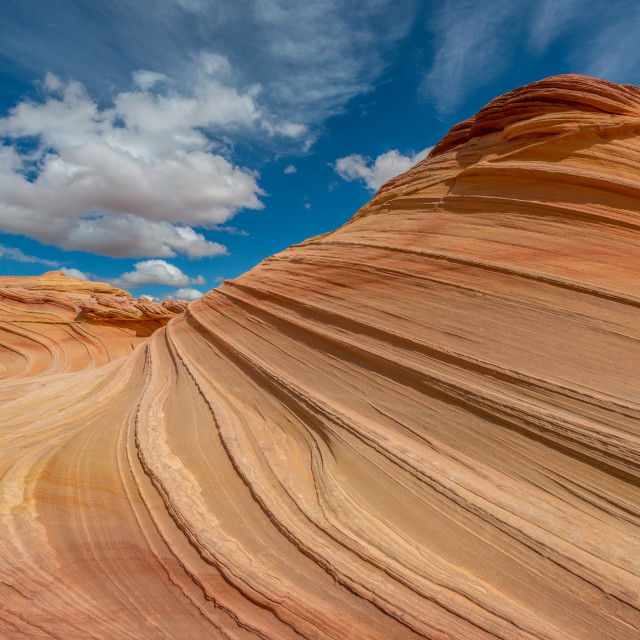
<box><xmin>0</xmin><ymin>271</ymin><xmax>185</xmax><ymax>399</ymax></box>
<box><xmin>2</xmin><ymin>75</ymin><xmax>640</xmax><ymax>639</ymax></box>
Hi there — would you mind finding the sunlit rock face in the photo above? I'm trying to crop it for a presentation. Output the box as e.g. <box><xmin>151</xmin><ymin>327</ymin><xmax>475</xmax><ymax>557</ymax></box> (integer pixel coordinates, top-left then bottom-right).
<box><xmin>2</xmin><ymin>75</ymin><xmax>640</xmax><ymax>639</ymax></box>
<box><xmin>0</xmin><ymin>271</ymin><xmax>185</xmax><ymax>397</ymax></box>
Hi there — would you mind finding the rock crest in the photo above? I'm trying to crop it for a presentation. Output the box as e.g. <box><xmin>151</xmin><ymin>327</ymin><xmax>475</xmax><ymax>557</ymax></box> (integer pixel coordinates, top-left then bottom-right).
<box><xmin>1</xmin><ymin>75</ymin><xmax>640</xmax><ymax>638</ymax></box>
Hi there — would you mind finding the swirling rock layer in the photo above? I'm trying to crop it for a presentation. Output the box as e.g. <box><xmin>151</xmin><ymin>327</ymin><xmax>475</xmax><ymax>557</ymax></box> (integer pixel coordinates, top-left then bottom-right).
<box><xmin>2</xmin><ymin>76</ymin><xmax>640</xmax><ymax>639</ymax></box>
<box><xmin>0</xmin><ymin>271</ymin><xmax>185</xmax><ymax>399</ymax></box>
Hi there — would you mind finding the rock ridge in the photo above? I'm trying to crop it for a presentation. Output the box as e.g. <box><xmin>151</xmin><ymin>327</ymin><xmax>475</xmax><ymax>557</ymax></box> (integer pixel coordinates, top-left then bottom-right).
<box><xmin>0</xmin><ymin>271</ymin><xmax>185</xmax><ymax>391</ymax></box>
<box><xmin>1</xmin><ymin>75</ymin><xmax>640</xmax><ymax>639</ymax></box>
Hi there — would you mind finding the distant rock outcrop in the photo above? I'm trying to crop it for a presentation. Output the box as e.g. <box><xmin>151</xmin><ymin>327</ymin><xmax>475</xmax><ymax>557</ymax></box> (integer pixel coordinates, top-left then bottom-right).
<box><xmin>0</xmin><ymin>271</ymin><xmax>185</xmax><ymax>390</ymax></box>
<box><xmin>2</xmin><ymin>76</ymin><xmax>640</xmax><ymax>639</ymax></box>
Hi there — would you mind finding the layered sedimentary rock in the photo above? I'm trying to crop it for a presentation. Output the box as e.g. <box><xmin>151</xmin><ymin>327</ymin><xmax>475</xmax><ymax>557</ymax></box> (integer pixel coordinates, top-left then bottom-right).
<box><xmin>2</xmin><ymin>75</ymin><xmax>640</xmax><ymax>639</ymax></box>
<box><xmin>0</xmin><ymin>271</ymin><xmax>185</xmax><ymax>398</ymax></box>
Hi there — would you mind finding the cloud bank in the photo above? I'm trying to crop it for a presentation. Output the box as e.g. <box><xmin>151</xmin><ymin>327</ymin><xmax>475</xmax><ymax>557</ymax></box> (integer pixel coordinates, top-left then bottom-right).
<box><xmin>0</xmin><ymin>55</ymin><xmax>306</xmax><ymax>258</ymax></box>
<box><xmin>0</xmin><ymin>1</ymin><xmax>417</xmax><ymax>130</ymax></box>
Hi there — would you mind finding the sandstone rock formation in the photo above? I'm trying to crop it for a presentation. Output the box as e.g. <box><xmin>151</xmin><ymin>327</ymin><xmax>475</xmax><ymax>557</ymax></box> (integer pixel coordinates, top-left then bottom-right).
<box><xmin>2</xmin><ymin>75</ymin><xmax>640</xmax><ymax>639</ymax></box>
<box><xmin>0</xmin><ymin>271</ymin><xmax>185</xmax><ymax>399</ymax></box>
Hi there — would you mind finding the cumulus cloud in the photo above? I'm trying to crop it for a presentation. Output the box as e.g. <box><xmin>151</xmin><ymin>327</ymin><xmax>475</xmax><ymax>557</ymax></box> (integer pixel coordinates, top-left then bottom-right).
<box><xmin>0</xmin><ymin>55</ymin><xmax>306</xmax><ymax>258</ymax></box>
<box><xmin>61</xmin><ymin>216</ymin><xmax>228</xmax><ymax>259</ymax></box>
<box><xmin>0</xmin><ymin>1</ymin><xmax>416</xmax><ymax>134</ymax></box>
<box><xmin>59</xmin><ymin>267</ymin><xmax>89</xmax><ymax>280</ymax></box>
<box><xmin>0</xmin><ymin>243</ymin><xmax>59</xmax><ymax>266</ymax></box>
<box><xmin>334</xmin><ymin>146</ymin><xmax>433</xmax><ymax>192</ymax></box>
<box><xmin>171</xmin><ymin>287</ymin><xmax>204</xmax><ymax>301</ymax></box>
<box><xmin>284</xmin><ymin>164</ymin><xmax>297</xmax><ymax>174</ymax></box>
<box><xmin>108</xmin><ymin>259</ymin><xmax>205</xmax><ymax>289</ymax></box>
<box><xmin>140</xmin><ymin>287</ymin><xmax>203</xmax><ymax>302</ymax></box>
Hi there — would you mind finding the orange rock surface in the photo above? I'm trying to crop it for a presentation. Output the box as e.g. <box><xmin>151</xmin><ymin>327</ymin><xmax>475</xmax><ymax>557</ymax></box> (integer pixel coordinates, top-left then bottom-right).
<box><xmin>2</xmin><ymin>75</ymin><xmax>640</xmax><ymax>639</ymax></box>
<box><xmin>0</xmin><ymin>271</ymin><xmax>185</xmax><ymax>397</ymax></box>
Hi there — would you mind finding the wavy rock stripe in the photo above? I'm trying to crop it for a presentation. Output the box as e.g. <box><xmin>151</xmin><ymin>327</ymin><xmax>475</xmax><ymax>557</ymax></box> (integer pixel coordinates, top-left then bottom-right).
<box><xmin>0</xmin><ymin>271</ymin><xmax>185</xmax><ymax>398</ymax></box>
<box><xmin>1</xmin><ymin>75</ymin><xmax>640</xmax><ymax>638</ymax></box>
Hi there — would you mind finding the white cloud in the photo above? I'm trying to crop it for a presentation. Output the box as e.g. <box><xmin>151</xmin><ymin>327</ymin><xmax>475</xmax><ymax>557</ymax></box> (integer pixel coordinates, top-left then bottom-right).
<box><xmin>209</xmin><ymin>225</ymin><xmax>249</xmax><ymax>236</ymax></box>
<box><xmin>132</xmin><ymin>70</ymin><xmax>169</xmax><ymax>91</ymax></box>
<box><xmin>334</xmin><ymin>146</ymin><xmax>433</xmax><ymax>192</ymax></box>
<box><xmin>59</xmin><ymin>267</ymin><xmax>89</xmax><ymax>280</ymax></box>
<box><xmin>0</xmin><ymin>243</ymin><xmax>59</xmax><ymax>266</ymax></box>
<box><xmin>139</xmin><ymin>286</ymin><xmax>203</xmax><ymax>302</ymax></box>
<box><xmin>284</xmin><ymin>164</ymin><xmax>297</xmax><ymax>174</ymax></box>
<box><xmin>0</xmin><ymin>3</ymin><xmax>421</xmax><ymax>271</ymax></box>
<box><xmin>171</xmin><ymin>287</ymin><xmax>204</xmax><ymax>301</ymax></box>
<box><xmin>0</xmin><ymin>2</ymin><xmax>416</xmax><ymax>132</ymax></box>
<box><xmin>198</xmin><ymin>52</ymin><xmax>231</xmax><ymax>76</ymax></box>
<box><xmin>0</xmin><ymin>55</ymin><xmax>307</xmax><ymax>258</ymax></box>
<box><xmin>275</xmin><ymin>122</ymin><xmax>307</xmax><ymax>137</ymax></box>
<box><xmin>62</xmin><ymin>216</ymin><xmax>228</xmax><ymax>259</ymax></box>
<box><xmin>43</xmin><ymin>72</ymin><xmax>63</xmax><ymax>93</ymax></box>
<box><xmin>421</xmin><ymin>0</ymin><xmax>518</xmax><ymax>115</ymax></box>
<box><xmin>527</xmin><ymin>0</ymin><xmax>582</xmax><ymax>54</ymax></box>
<box><xmin>108</xmin><ymin>259</ymin><xmax>205</xmax><ymax>289</ymax></box>
<box><xmin>235</xmin><ymin>2</ymin><xmax>416</xmax><ymax>126</ymax></box>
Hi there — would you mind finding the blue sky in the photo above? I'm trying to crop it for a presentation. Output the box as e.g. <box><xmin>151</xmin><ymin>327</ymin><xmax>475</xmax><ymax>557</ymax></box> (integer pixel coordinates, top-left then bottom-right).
<box><xmin>1</xmin><ymin>0</ymin><xmax>639</xmax><ymax>300</ymax></box>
